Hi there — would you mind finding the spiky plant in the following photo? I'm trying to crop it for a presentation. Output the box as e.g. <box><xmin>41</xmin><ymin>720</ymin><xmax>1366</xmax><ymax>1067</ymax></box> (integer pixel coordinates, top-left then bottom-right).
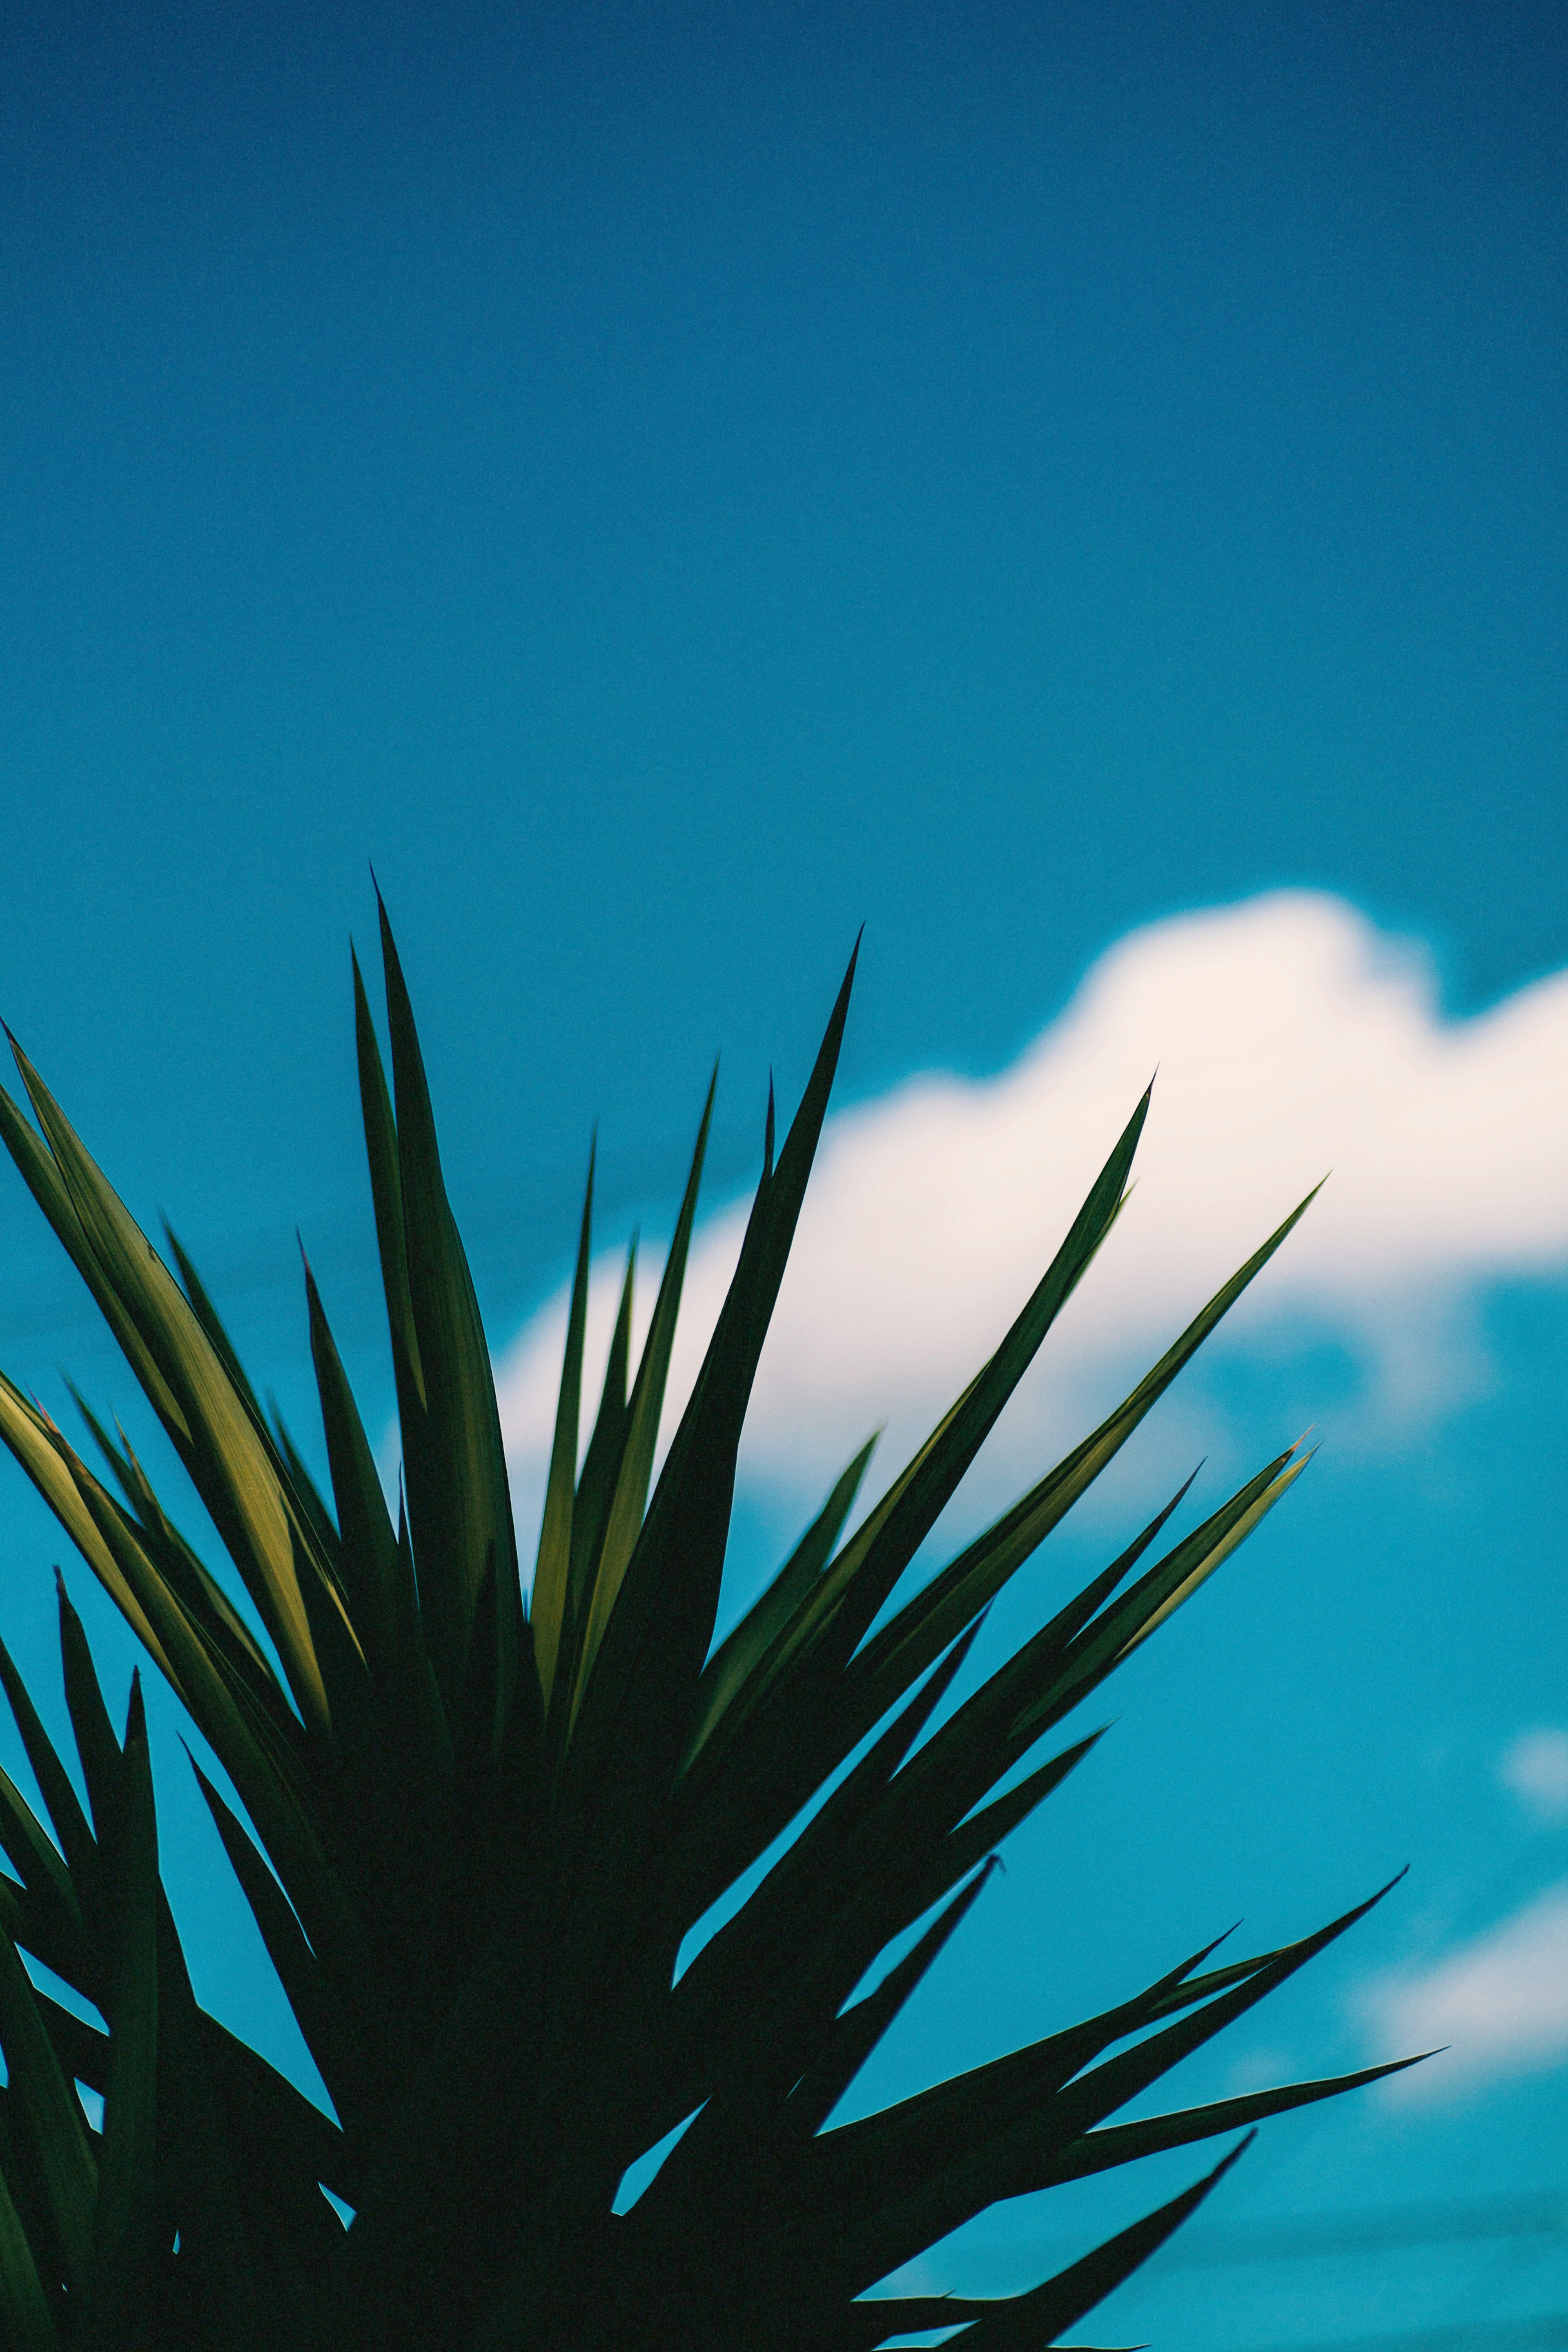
<box><xmin>0</xmin><ymin>911</ymin><xmax>1417</xmax><ymax>2351</ymax></box>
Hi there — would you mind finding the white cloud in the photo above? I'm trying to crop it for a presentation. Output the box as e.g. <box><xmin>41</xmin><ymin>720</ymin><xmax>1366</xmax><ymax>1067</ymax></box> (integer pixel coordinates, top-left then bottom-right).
<box><xmin>1360</xmin><ymin>1882</ymin><xmax>1568</xmax><ymax>2098</ymax></box>
<box><xmin>494</xmin><ymin>893</ymin><xmax>1568</xmax><ymax>1543</ymax></box>
<box><xmin>1501</xmin><ymin>1729</ymin><xmax>1568</xmax><ymax>1824</ymax></box>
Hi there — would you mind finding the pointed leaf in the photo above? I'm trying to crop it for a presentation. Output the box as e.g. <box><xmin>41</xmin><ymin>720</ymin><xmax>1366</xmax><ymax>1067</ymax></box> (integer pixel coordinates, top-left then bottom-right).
<box><xmin>0</xmin><ymin>1374</ymin><xmax>178</xmax><ymax>1687</ymax></box>
<box><xmin>54</xmin><ymin>1578</ymin><xmax>122</xmax><ymax>1837</ymax></box>
<box><xmin>0</xmin><ymin>1767</ymin><xmax>82</xmax><ymax>1949</ymax></box>
<box><xmin>0</xmin><ymin>2163</ymin><xmax>56</xmax><ymax>2352</ymax></box>
<box><xmin>186</xmin><ymin>1753</ymin><xmax>361</xmax><ymax>2125</ymax></box>
<box><xmin>353</xmin><ymin>946</ymin><xmax>425</xmax><ymax>1410</ymax></box>
<box><xmin>531</xmin><ymin>1149</ymin><xmax>594</xmax><ymax>1707</ymax></box>
<box><xmin>75</xmin><ymin>1680</ymin><xmax>160</xmax><ymax>2351</ymax></box>
<box><xmin>684</xmin><ymin>1437</ymin><xmax>878</xmax><ymax>1770</ymax></box>
<box><xmin>1040</xmin><ymin>2054</ymin><xmax>1428</xmax><ymax>2189</ymax></box>
<box><xmin>305</xmin><ymin>1258</ymin><xmax>416</xmax><ymax>1679</ymax></box>
<box><xmin>850</xmin><ymin>1190</ymin><xmax>1321</xmax><ymax>1712</ymax></box>
<box><xmin>0</xmin><ymin>1630</ymin><xmax>97</xmax><ymax>1895</ymax></box>
<box><xmin>0</xmin><ymin>1929</ymin><xmax>96</xmax><ymax>2290</ymax></box>
<box><xmin>377</xmin><ymin>899</ymin><xmax>521</xmax><ymax>1709</ymax></box>
<box><xmin>574</xmin><ymin>1076</ymin><xmax>715</xmax><ymax>1697</ymax></box>
<box><xmin>0</xmin><ymin>1070</ymin><xmax>189</xmax><ymax>1439</ymax></box>
<box><xmin>6</xmin><ymin>1043</ymin><xmax>329</xmax><ymax>1731</ymax></box>
<box><xmin>954</xmin><ymin>2136</ymin><xmax>1253</xmax><ymax>2348</ymax></box>
<box><xmin>791</xmin><ymin>1860</ymin><xmax>1000</xmax><ymax>2138</ymax></box>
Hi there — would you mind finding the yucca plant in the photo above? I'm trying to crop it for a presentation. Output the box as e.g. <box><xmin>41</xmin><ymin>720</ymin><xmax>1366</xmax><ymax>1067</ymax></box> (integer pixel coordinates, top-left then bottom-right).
<box><xmin>0</xmin><ymin>909</ymin><xmax>1419</xmax><ymax>2350</ymax></box>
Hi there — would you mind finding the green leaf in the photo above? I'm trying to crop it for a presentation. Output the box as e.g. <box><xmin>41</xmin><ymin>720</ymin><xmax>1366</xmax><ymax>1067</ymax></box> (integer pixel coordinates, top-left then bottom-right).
<box><xmin>0</xmin><ymin>1766</ymin><xmax>83</xmax><ymax>1950</ymax></box>
<box><xmin>601</xmin><ymin>977</ymin><xmax>851</xmax><ymax>1805</ymax></box>
<box><xmin>568</xmin><ymin>956</ymin><xmax>860</xmax><ymax>1788</ymax></box>
<box><xmin>846</xmin><ymin>1461</ymin><xmax>1293</xmax><ymax>1878</ymax></box>
<box><xmin>1040</xmin><ymin>2053</ymin><xmax>1429</xmax><ymax>2189</ymax></box>
<box><xmin>530</xmin><ymin>1148</ymin><xmax>595</xmax><ymax>1709</ymax></box>
<box><xmin>0</xmin><ymin>1067</ymin><xmax>190</xmax><ymax>1442</ymax></box>
<box><xmin>162</xmin><ymin>1221</ymin><xmax>267</xmax><ymax>1426</ymax></box>
<box><xmin>788</xmin><ymin>1860</ymin><xmax>1000</xmax><ymax>2138</ymax></box>
<box><xmin>376</xmin><ymin>898</ymin><xmax>522</xmax><ymax>1720</ymax></box>
<box><xmin>353</xmin><ymin>945</ymin><xmax>425</xmax><ymax>1412</ymax></box>
<box><xmin>810</xmin><ymin>1883</ymin><xmax>1414</xmax><ymax>2299</ymax></box>
<box><xmin>0</xmin><ymin>1924</ymin><xmax>96</xmax><ymax>2292</ymax></box>
<box><xmin>1041</xmin><ymin>1877</ymin><xmax>1408</xmax><ymax>2153</ymax></box>
<box><xmin>849</xmin><ymin>1191</ymin><xmax>1321</xmax><ymax>1719</ymax></box>
<box><xmin>66</xmin><ymin>1393</ymin><xmax>278</xmax><ymax>1697</ymax></box>
<box><xmin>573</xmin><ymin>1075</ymin><xmax>715</xmax><ymax>1702</ymax></box>
<box><xmin>952</xmin><ymin>2135</ymin><xmax>1254</xmax><ymax>2348</ymax></box>
<box><xmin>683</xmin><ymin>1437</ymin><xmax>878</xmax><ymax>1771</ymax></box>
<box><xmin>11</xmin><ymin>1396</ymin><xmax>310</xmax><ymax>1800</ymax></box>
<box><xmin>889</xmin><ymin>1732</ymin><xmax>1105</xmax><ymax>1947</ymax></box>
<box><xmin>33</xmin><ymin>1466</ymin><xmax>356</xmax><ymax>1981</ymax></box>
<box><xmin>548</xmin><ymin>963</ymin><xmax>865</xmax><ymax>2114</ymax></box>
<box><xmin>0</xmin><ymin>2161</ymin><xmax>56</xmax><ymax>2352</ymax></box>
<box><xmin>186</xmin><ymin>1753</ymin><xmax>363</xmax><ymax>2132</ymax></box>
<box><xmin>0</xmin><ymin>1628</ymin><xmax>97</xmax><ymax>1899</ymax></box>
<box><xmin>5</xmin><ymin>1041</ymin><xmax>330</xmax><ymax>1734</ymax></box>
<box><xmin>1014</xmin><ymin>1451</ymin><xmax>1310</xmax><ymax>1744</ymax></box>
<box><xmin>303</xmin><ymin>1257</ymin><xmax>461</xmax><ymax>1828</ymax></box>
<box><xmin>0</xmin><ymin>1374</ymin><xmax>180</xmax><ymax>1692</ymax></box>
<box><xmin>672</xmin><ymin>1479</ymin><xmax>1194</xmax><ymax>1928</ymax></box>
<box><xmin>0</xmin><ymin>926</ymin><xmax>1401</xmax><ymax>2352</ymax></box>
<box><xmin>546</xmin><ymin>1239</ymin><xmax>637</xmax><ymax>1752</ymax></box>
<box><xmin>54</xmin><ymin>1578</ymin><xmax>123</xmax><ymax>1839</ymax></box>
<box><xmin>813</xmin><ymin>1090</ymin><xmax>1152</xmax><ymax>1667</ymax></box>
<box><xmin>75</xmin><ymin>1678</ymin><xmax>160</xmax><ymax>2352</ymax></box>
<box><xmin>649</xmin><ymin>1627</ymin><xmax>997</xmax><ymax>2148</ymax></box>
<box><xmin>811</xmin><ymin>1913</ymin><xmax>1303</xmax><ymax>2216</ymax></box>
<box><xmin>270</xmin><ymin>1402</ymin><xmax>344</xmax><ymax>1577</ymax></box>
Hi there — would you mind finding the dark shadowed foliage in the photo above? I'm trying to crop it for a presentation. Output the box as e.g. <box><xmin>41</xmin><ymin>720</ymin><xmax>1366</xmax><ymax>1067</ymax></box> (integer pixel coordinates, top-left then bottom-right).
<box><xmin>0</xmin><ymin>912</ymin><xmax>1418</xmax><ymax>2349</ymax></box>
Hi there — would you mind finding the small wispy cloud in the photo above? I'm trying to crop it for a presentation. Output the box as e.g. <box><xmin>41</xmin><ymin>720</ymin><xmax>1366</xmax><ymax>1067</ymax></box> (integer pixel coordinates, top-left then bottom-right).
<box><xmin>1501</xmin><ymin>1729</ymin><xmax>1568</xmax><ymax>1824</ymax></box>
<box><xmin>494</xmin><ymin>893</ymin><xmax>1568</xmax><ymax>1542</ymax></box>
<box><xmin>1360</xmin><ymin>1883</ymin><xmax>1568</xmax><ymax>2100</ymax></box>
<box><xmin>1223</xmin><ymin>2045</ymin><xmax>1294</xmax><ymax>2096</ymax></box>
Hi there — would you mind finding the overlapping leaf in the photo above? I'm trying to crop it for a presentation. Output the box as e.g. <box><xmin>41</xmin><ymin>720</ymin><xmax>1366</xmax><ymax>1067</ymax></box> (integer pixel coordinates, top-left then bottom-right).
<box><xmin>0</xmin><ymin>916</ymin><xmax>1418</xmax><ymax>2352</ymax></box>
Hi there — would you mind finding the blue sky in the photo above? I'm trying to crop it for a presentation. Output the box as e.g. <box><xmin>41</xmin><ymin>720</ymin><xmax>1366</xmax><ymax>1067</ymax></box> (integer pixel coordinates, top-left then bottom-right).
<box><xmin>0</xmin><ymin>4</ymin><xmax>1564</xmax><ymax>2345</ymax></box>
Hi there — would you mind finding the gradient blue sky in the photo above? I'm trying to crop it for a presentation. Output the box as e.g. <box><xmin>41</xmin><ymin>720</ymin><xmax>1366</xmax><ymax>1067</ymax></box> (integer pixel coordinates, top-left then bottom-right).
<box><xmin>0</xmin><ymin>5</ymin><xmax>1564</xmax><ymax>2346</ymax></box>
